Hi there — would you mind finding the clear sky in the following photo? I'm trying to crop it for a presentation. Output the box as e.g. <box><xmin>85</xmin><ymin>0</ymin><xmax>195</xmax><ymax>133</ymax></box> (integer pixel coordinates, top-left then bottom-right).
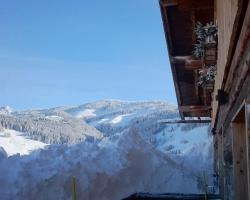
<box><xmin>0</xmin><ymin>0</ymin><xmax>177</xmax><ymax>110</ymax></box>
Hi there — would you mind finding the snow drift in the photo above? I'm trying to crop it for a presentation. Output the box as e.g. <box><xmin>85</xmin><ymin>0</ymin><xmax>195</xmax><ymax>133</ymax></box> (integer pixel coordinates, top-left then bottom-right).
<box><xmin>0</xmin><ymin>129</ymin><xmax>200</xmax><ymax>200</ymax></box>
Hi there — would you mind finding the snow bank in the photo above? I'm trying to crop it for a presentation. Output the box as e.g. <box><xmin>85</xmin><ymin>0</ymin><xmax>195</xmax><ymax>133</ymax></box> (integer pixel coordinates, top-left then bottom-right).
<box><xmin>0</xmin><ymin>129</ymin><xmax>199</xmax><ymax>200</ymax></box>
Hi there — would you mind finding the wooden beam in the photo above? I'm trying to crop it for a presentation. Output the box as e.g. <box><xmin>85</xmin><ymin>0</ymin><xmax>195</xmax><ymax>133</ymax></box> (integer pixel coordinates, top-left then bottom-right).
<box><xmin>217</xmin><ymin>128</ymin><xmax>224</xmax><ymax>196</ymax></box>
<box><xmin>185</xmin><ymin>59</ymin><xmax>202</xmax><ymax>70</ymax></box>
<box><xmin>170</xmin><ymin>56</ymin><xmax>191</xmax><ymax>64</ymax></box>
<box><xmin>179</xmin><ymin>105</ymin><xmax>211</xmax><ymax>118</ymax></box>
<box><xmin>177</xmin><ymin>0</ymin><xmax>214</xmax><ymax>11</ymax></box>
<box><xmin>194</xmin><ymin>71</ymin><xmax>199</xmax><ymax>99</ymax></box>
<box><xmin>158</xmin><ymin>119</ymin><xmax>211</xmax><ymax>124</ymax></box>
<box><xmin>159</xmin><ymin>3</ymin><xmax>184</xmax><ymax>119</ymax></box>
<box><xmin>171</xmin><ymin>56</ymin><xmax>202</xmax><ymax>69</ymax></box>
<box><xmin>203</xmin><ymin>87</ymin><xmax>208</xmax><ymax>106</ymax></box>
<box><xmin>179</xmin><ymin>105</ymin><xmax>210</xmax><ymax>112</ymax></box>
<box><xmin>245</xmin><ymin>100</ymin><xmax>250</xmax><ymax>198</ymax></box>
<box><xmin>123</xmin><ymin>193</ymin><xmax>221</xmax><ymax>199</ymax></box>
<box><xmin>160</xmin><ymin>0</ymin><xmax>178</xmax><ymax>7</ymax></box>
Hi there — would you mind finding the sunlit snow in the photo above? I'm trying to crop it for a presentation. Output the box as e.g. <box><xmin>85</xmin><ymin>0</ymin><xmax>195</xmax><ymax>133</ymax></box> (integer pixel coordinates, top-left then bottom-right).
<box><xmin>0</xmin><ymin>129</ymin><xmax>47</xmax><ymax>156</ymax></box>
<box><xmin>75</xmin><ymin>109</ymin><xmax>96</xmax><ymax>118</ymax></box>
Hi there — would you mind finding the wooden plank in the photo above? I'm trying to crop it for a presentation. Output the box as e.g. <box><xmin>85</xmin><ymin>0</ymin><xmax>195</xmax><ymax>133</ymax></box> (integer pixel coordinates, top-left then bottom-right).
<box><xmin>194</xmin><ymin>71</ymin><xmax>199</xmax><ymax>100</ymax></box>
<box><xmin>212</xmin><ymin>0</ymin><xmax>244</xmax><ymax>128</ymax></box>
<box><xmin>214</xmin><ymin>76</ymin><xmax>250</xmax><ymax>200</ymax></box>
<box><xmin>179</xmin><ymin>105</ymin><xmax>210</xmax><ymax>112</ymax></box>
<box><xmin>214</xmin><ymin>0</ymin><xmax>250</xmax><ymax>132</ymax></box>
<box><xmin>158</xmin><ymin>119</ymin><xmax>211</xmax><ymax>124</ymax></box>
<box><xmin>224</xmin><ymin>0</ymin><xmax>250</xmax><ymax>93</ymax></box>
<box><xmin>214</xmin><ymin>0</ymin><xmax>242</xmax><ymax>90</ymax></box>
<box><xmin>203</xmin><ymin>87</ymin><xmax>208</xmax><ymax>106</ymax></box>
<box><xmin>179</xmin><ymin>104</ymin><xmax>211</xmax><ymax>117</ymax></box>
<box><xmin>177</xmin><ymin>0</ymin><xmax>213</xmax><ymax>11</ymax></box>
<box><xmin>160</xmin><ymin>0</ymin><xmax>178</xmax><ymax>7</ymax></box>
<box><xmin>123</xmin><ymin>193</ymin><xmax>221</xmax><ymax>200</ymax></box>
<box><xmin>185</xmin><ymin>59</ymin><xmax>202</xmax><ymax>69</ymax></box>
<box><xmin>232</xmin><ymin>122</ymin><xmax>248</xmax><ymax>200</ymax></box>
<box><xmin>159</xmin><ymin>3</ymin><xmax>184</xmax><ymax>119</ymax></box>
<box><xmin>216</xmin><ymin>42</ymin><xmax>250</xmax><ymax>131</ymax></box>
<box><xmin>245</xmin><ymin>101</ymin><xmax>250</xmax><ymax>198</ymax></box>
<box><xmin>232</xmin><ymin>104</ymin><xmax>249</xmax><ymax>200</ymax></box>
<box><xmin>217</xmin><ymin>129</ymin><xmax>224</xmax><ymax>197</ymax></box>
<box><xmin>171</xmin><ymin>56</ymin><xmax>202</xmax><ymax>70</ymax></box>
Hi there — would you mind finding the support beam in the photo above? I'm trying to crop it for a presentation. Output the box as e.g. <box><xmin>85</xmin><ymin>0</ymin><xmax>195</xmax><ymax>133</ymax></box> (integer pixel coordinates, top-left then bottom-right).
<box><xmin>171</xmin><ymin>56</ymin><xmax>202</xmax><ymax>70</ymax></box>
<box><xmin>185</xmin><ymin>59</ymin><xmax>202</xmax><ymax>70</ymax></box>
<box><xmin>179</xmin><ymin>105</ymin><xmax>211</xmax><ymax>118</ymax></box>
<box><xmin>179</xmin><ymin>105</ymin><xmax>210</xmax><ymax>112</ymax></box>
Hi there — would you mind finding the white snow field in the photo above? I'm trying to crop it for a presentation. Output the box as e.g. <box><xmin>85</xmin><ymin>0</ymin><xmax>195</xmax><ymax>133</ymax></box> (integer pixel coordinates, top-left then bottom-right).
<box><xmin>0</xmin><ymin>130</ymin><xmax>202</xmax><ymax>200</ymax></box>
<box><xmin>0</xmin><ymin>129</ymin><xmax>47</xmax><ymax>156</ymax></box>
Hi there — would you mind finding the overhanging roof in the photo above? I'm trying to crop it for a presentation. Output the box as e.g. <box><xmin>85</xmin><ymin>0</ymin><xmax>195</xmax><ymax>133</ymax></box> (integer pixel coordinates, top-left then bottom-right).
<box><xmin>159</xmin><ymin>0</ymin><xmax>214</xmax><ymax>119</ymax></box>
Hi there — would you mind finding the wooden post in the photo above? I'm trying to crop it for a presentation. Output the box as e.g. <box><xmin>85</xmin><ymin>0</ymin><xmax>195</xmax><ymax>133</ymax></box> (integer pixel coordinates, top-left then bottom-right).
<box><xmin>217</xmin><ymin>129</ymin><xmax>224</xmax><ymax>197</ymax></box>
<box><xmin>72</xmin><ymin>177</ymin><xmax>77</xmax><ymax>200</ymax></box>
<box><xmin>203</xmin><ymin>171</ymin><xmax>208</xmax><ymax>200</ymax></box>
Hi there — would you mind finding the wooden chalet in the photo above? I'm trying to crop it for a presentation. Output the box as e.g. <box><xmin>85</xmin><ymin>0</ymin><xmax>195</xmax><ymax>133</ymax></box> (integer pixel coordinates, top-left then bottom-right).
<box><xmin>159</xmin><ymin>0</ymin><xmax>250</xmax><ymax>200</ymax></box>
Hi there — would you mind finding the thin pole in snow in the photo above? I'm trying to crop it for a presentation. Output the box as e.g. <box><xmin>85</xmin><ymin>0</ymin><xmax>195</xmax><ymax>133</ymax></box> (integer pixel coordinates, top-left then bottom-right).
<box><xmin>72</xmin><ymin>177</ymin><xmax>77</xmax><ymax>200</ymax></box>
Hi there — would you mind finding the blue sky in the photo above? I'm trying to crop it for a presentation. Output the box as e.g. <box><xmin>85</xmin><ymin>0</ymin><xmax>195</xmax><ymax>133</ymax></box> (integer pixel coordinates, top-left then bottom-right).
<box><xmin>0</xmin><ymin>0</ymin><xmax>176</xmax><ymax>110</ymax></box>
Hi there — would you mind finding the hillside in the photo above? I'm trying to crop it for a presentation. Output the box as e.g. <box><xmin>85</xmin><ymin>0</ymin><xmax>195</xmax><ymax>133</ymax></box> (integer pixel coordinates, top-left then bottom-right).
<box><xmin>0</xmin><ymin>100</ymin><xmax>214</xmax><ymax>200</ymax></box>
<box><xmin>0</xmin><ymin>106</ymin><xmax>103</xmax><ymax>145</ymax></box>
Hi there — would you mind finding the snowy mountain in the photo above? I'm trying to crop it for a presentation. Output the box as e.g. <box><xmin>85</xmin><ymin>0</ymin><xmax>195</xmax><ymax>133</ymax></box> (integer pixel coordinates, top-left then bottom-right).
<box><xmin>0</xmin><ymin>100</ymin><xmax>214</xmax><ymax>200</ymax></box>
<box><xmin>0</xmin><ymin>109</ymin><xmax>103</xmax><ymax>145</ymax></box>
<box><xmin>63</xmin><ymin>100</ymin><xmax>213</xmax><ymax>188</ymax></box>
<box><xmin>0</xmin><ymin>106</ymin><xmax>12</xmax><ymax>115</ymax></box>
<box><xmin>63</xmin><ymin>100</ymin><xmax>211</xmax><ymax>157</ymax></box>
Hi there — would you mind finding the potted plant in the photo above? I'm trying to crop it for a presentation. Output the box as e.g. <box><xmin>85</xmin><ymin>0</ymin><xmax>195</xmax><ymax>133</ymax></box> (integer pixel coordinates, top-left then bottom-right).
<box><xmin>193</xmin><ymin>22</ymin><xmax>217</xmax><ymax>65</ymax></box>
<box><xmin>197</xmin><ymin>66</ymin><xmax>216</xmax><ymax>91</ymax></box>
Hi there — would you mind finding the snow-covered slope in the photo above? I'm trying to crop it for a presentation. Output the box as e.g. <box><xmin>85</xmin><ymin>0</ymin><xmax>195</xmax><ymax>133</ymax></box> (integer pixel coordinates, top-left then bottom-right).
<box><xmin>0</xmin><ymin>100</ymin><xmax>214</xmax><ymax>199</ymax></box>
<box><xmin>0</xmin><ymin>129</ymin><xmax>47</xmax><ymax>156</ymax></box>
<box><xmin>0</xmin><ymin>110</ymin><xmax>103</xmax><ymax>145</ymax></box>
<box><xmin>0</xmin><ymin>129</ymin><xmax>202</xmax><ymax>200</ymax></box>
<box><xmin>62</xmin><ymin>100</ymin><xmax>211</xmax><ymax>157</ymax></box>
<box><xmin>65</xmin><ymin>100</ymin><xmax>178</xmax><ymax>127</ymax></box>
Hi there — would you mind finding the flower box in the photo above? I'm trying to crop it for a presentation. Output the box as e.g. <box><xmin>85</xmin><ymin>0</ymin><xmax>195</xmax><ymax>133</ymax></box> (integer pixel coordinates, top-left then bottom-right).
<box><xmin>204</xmin><ymin>42</ymin><xmax>217</xmax><ymax>66</ymax></box>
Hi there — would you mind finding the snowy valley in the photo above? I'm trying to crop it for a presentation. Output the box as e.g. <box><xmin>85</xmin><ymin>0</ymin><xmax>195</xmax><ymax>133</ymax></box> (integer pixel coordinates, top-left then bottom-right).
<box><xmin>0</xmin><ymin>100</ymin><xmax>213</xmax><ymax>200</ymax></box>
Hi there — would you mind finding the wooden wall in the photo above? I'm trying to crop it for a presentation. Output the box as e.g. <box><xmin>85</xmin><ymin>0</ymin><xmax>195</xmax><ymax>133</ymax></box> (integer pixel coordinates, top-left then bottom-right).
<box><xmin>222</xmin><ymin>128</ymin><xmax>233</xmax><ymax>200</ymax></box>
<box><xmin>232</xmin><ymin>106</ymin><xmax>249</xmax><ymax>200</ymax></box>
<box><xmin>212</xmin><ymin>0</ymin><xmax>243</xmax><ymax>127</ymax></box>
<box><xmin>212</xmin><ymin>1</ymin><xmax>250</xmax><ymax>198</ymax></box>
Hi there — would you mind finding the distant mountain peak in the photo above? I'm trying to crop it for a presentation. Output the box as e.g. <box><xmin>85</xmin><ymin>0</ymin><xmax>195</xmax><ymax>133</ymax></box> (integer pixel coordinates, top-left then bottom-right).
<box><xmin>0</xmin><ymin>106</ymin><xmax>12</xmax><ymax>115</ymax></box>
